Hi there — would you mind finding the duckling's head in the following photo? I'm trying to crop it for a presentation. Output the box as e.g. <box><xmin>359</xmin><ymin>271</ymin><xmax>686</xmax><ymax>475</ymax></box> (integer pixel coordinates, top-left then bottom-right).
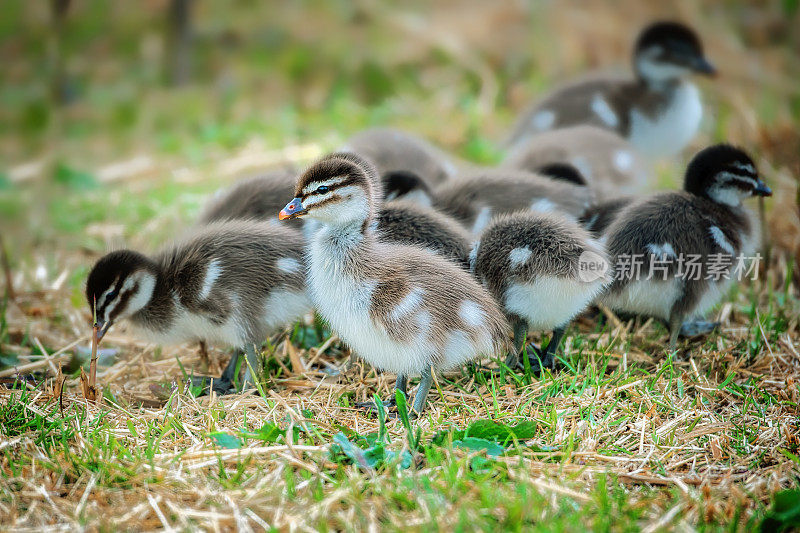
<box><xmin>537</xmin><ymin>163</ymin><xmax>588</xmax><ymax>186</ymax></box>
<box><xmin>279</xmin><ymin>152</ymin><xmax>382</xmax><ymax>227</ymax></box>
<box><xmin>382</xmin><ymin>170</ymin><xmax>434</xmax><ymax>206</ymax></box>
<box><xmin>86</xmin><ymin>250</ymin><xmax>158</xmax><ymax>341</ymax></box>
<box><xmin>633</xmin><ymin>21</ymin><xmax>715</xmax><ymax>84</ymax></box>
<box><xmin>684</xmin><ymin>144</ymin><xmax>771</xmax><ymax>206</ymax></box>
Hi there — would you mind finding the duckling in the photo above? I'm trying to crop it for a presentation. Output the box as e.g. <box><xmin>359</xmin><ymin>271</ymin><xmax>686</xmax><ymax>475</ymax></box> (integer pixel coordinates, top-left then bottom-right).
<box><xmin>341</xmin><ymin>128</ymin><xmax>459</xmax><ymax>188</ymax></box>
<box><xmin>579</xmin><ymin>197</ymin><xmax>635</xmax><ymax>237</ymax></box>
<box><xmin>85</xmin><ymin>220</ymin><xmax>312</xmax><ymax>391</ymax></box>
<box><xmin>598</xmin><ymin>145</ymin><xmax>771</xmax><ymax>348</ymax></box>
<box><xmin>507</xmin><ymin>22</ymin><xmax>716</xmax><ymax>157</ymax></box>
<box><xmin>535</xmin><ymin>163</ymin><xmax>588</xmax><ymax>187</ymax></box>
<box><xmin>434</xmin><ymin>169</ymin><xmax>592</xmax><ymax>234</ymax></box>
<box><xmin>375</xmin><ymin>201</ymin><xmax>472</xmax><ymax>270</ymax></box>
<box><xmin>472</xmin><ymin>211</ymin><xmax>610</xmax><ymax>371</ymax></box>
<box><xmin>503</xmin><ymin>125</ymin><xmax>651</xmax><ymax>200</ymax></box>
<box><xmin>200</xmin><ymin>171</ymin><xmax>471</xmax><ymax>269</ymax></box>
<box><xmin>279</xmin><ymin>153</ymin><xmax>509</xmax><ymax>413</ymax></box>
<box><xmin>382</xmin><ymin>170</ymin><xmax>434</xmax><ymax>206</ymax></box>
<box><xmin>198</xmin><ymin>169</ymin><xmax>298</xmax><ymax>226</ymax></box>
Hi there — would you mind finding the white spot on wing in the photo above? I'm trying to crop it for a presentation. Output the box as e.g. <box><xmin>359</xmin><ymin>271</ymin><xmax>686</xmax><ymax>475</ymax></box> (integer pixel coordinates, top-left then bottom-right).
<box><xmin>530</xmin><ymin>198</ymin><xmax>555</xmax><ymax>212</ymax></box>
<box><xmin>389</xmin><ymin>287</ymin><xmax>425</xmax><ymax>322</ymax></box>
<box><xmin>646</xmin><ymin>243</ymin><xmax>676</xmax><ymax>259</ymax></box>
<box><xmin>509</xmin><ymin>247</ymin><xmax>532</xmax><ymax>268</ymax></box>
<box><xmin>613</xmin><ymin>150</ymin><xmax>633</xmax><ymax>172</ymax></box>
<box><xmin>199</xmin><ymin>259</ymin><xmax>222</xmax><ymax>300</ymax></box>
<box><xmin>709</xmin><ymin>226</ymin><xmax>735</xmax><ymax>255</ymax></box>
<box><xmin>531</xmin><ymin>110</ymin><xmax>556</xmax><ymax>131</ymax></box>
<box><xmin>276</xmin><ymin>257</ymin><xmax>302</xmax><ymax>274</ymax></box>
<box><xmin>591</xmin><ymin>94</ymin><xmax>619</xmax><ymax>127</ymax></box>
<box><xmin>458</xmin><ymin>300</ymin><xmax>484</xmax><ymax>328</ymax></box>
<box><xmin>471</xmin><ymin>206</ymin><xmax>492</xmax><ymax>235</ymax></box>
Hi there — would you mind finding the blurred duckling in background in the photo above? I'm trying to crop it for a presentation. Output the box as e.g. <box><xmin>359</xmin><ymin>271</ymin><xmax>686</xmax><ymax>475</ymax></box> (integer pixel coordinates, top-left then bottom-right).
<box><xmin>279</xmin><ymin>153</ymin><xmax>509</xmax><ymax>413</ymax></box>
<box><xmin>598</xmin><ymin>145</ymin><xmax>771</xmax><ymax>348</ymax></box>
<box><xmin>507</xmin><ymin>21</ymin><xmax>716</xmax><ymax>157</ymax></box>
<box><xmin>434</xmin><ymin>169</ymin><xmax>592</xmax><ymax>234</ymax></box>
<box><xmin>341</xmin><ymin>127</ymin><xmax>459</xmax><ymax>189</ymax></box>
<box><xmin>503</xmin><ymin>125</ymin><xmax>651</xmax><ymax>200</ymax></box>
<box><xmin>472</xmin><ymin>211</ymin><xmax>610</xmax><ymax>372</ymax></box>
<box><xmin>85</xmin><ymin>221</ymin><xmax>312</xmax><ymax>392</ymax></box>
<box><xmin>198</xmin><ymin>169</ymin><xmax>297</xmax><ymax>226</ymax></box>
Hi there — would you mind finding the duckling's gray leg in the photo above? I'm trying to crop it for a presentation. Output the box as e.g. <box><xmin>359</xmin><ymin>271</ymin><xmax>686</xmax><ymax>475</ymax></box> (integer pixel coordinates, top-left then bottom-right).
<box><xmin>542</xmin><ymin>326</ymin><xmax>565</xmax><ymax>362</ymax></box>
<box><xmin>505</xmin><ymin>319</ymin><xmax>528</xmax><ymax>368</ymax></box>
<box><xmin>411</xmin><ymin>367</ymin><xmax>433</xmax><ymax>414</ymax></box>
<box><xmin>242</xmin><ymin>343</ymin><xmax>261</xmax><ymax>388</ymax></box>
<box><xmin>668</xmin><ymin>312</ymin><xmax>683</xmax><ymax>351</ymax></box>
<box><xmin>395</xmin><ymin>374</ymin><xmax>408</xmax><ymax>396</ymax></box>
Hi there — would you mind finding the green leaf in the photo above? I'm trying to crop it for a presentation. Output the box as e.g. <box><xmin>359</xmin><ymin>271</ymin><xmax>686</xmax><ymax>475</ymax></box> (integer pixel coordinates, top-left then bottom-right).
<box><xmin>254</xmin><ymin>422</ymin><xmax>284</xmax><ymax>443</ymax></box>
<box><xmin>395</xmin><ymin>389</ymin><xmax>418</xmax><ymax>450</ymax></box>
<box><xmin>332</xmin><ymin>432</ymin><xmax>373</xmax><ymax>470</ymax></box>
<box><xmin>760</xmin><ymin>489</ymin><xmax>800</xmax><ymax>532</ymax></box>
<box><xmin>209</xmin><ymin>432</ymin><xmax>241</xmax><ymax>449</ymax></box>
<box><xmin>465</xmin><ymin>420</ymin><xmax>538</xmax><ymax>443</ymax></box>
<box><xmin>453</xmin><ymin>437</ymin><xmax>505</xmax><ymax>457</ymax></box>
<box><xmin>432</xmin><ymin>419</ymin><xmax>538</xmax><ymax>447</ymax></box>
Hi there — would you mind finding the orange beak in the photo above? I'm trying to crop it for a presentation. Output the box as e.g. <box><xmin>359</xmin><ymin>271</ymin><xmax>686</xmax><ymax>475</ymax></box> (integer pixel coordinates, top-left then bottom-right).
<box><xmin>279</xmin><ymin>197</ymin><xmax>307</xmax><ymax>220</ymax></box>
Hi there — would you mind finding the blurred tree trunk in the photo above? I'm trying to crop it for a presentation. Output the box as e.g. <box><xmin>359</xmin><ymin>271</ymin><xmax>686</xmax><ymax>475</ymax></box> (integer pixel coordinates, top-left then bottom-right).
<box><xmin>50</xmin><ymin>0</ymin><xmax>73</xmax><ymax>104</ymax></box>
<box><xmin>165</xmin><ymin>0</ymin><xmax>193</xmax><ymax>86</ymax></box>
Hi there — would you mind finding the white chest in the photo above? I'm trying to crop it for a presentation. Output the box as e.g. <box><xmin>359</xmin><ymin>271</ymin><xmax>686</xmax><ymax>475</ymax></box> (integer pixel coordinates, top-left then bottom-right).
<box><xmin>629</xmin><ymin>82</ymin><xmax>702</xmax><ymax>157</ymax></box>
<box><xmin>136</xmin><ymin>295</ymin><xmax>246</xmax><ymax>348</ymax></box>
<box><xmin>307</xmin><ymin>235</ymin><xmax>433</xmax><ymax>375</ymax></box>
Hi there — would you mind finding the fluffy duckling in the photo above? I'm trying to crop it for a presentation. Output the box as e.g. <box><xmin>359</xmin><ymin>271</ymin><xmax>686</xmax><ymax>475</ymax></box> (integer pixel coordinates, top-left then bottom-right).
<box><xmin>503</xmin><ymin>125</ymin><xmax>651</xmax><ymax>200</ymax></box>
<box><xmin>198</xmin><ymin>169</ymin><xmax>298</xmax><ymax>226</ymax></box>
<box><xmin>472</xmin><ymin>212</ymin><xmax>610</xmax><ymax>371</ymax></box>
<box><xmin>85</xmin><ymin>221</ymin><xmax>312</xmax><ymax>390</ymax></box>
<box><xmin>598</xmin><ymin>145</ymin><xmax>771</xmax><ymax>348</ymax></box>
<box><xmin>434</xmin><ymin>169</ymin><xmax>592</xmax><ymax>234</ymax></box>
<box><xmin>341</xmin><ymin>128</ymin><xmax>459</xmax><ymax>188</ymax></box>
<box><xmin>375</xmin><ymin>201</ymin><xmax>472</xmax><ymax>269</ymax></box>
<box><xmin>279</xmin><ymin>153</ymin><xmax>509</xmax><ymax>412</ymax></box>
<box><xmin>507</xmin><ymin>22</ymin><xmax>716</xmax><ymax>157</ymax></box>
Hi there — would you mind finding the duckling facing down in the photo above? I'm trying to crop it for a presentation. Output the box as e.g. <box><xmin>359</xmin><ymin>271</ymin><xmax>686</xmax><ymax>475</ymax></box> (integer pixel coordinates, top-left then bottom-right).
<box><xmin>198</xmin><ymin>169</ymin><xmax>296</xmax><ymax>225</ymax></box>
<box><xmin>472</xmin><ymin>212</ymin><xmax>611</xmax><ymax>371</ymax></box>
<box><xmin>375</xmin><ymin>201</ymin><xmax>472</xmax><ymax>270</ymax></box>
<box><xmin>434</xmin><ymin>169</ymin><xmax>592</xmax><ymax>234</ymax></box>
<box><xmin>503</xmin><ymin>126</ymin><xmax>651</xmax><ymax>200</ymax></box>
<box><xmin>279</xmin><ymin>153</ymin><xmax>509</xmax><ymax>412</ymax></box>
<box><xmin>85</xmin><ymin>221</ymin><xmax>312</xmax><ymax>390</ymax></box>
<box><xmin>598</xmin><ymin>145</ymin><xmax>771</xmax><ymax>348</ymax></box>
<box><xmin>507</xmin><ymin>22</ymin><xmax>716</xmax><ymax>157</ymax></box>
<box><xmin>341</xmin><ymin>127</ymin><xmax>459</xmax><ymax>189</ymax></box>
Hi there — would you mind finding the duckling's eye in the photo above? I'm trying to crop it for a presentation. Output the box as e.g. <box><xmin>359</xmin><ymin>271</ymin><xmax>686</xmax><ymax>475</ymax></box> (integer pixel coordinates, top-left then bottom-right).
<box><xmin>107</xmin><ymin>288</ymin><xmax>119</xmax><ymax>300</ymax></box>
<box><xmin>315</xmin><ymin>185</ymin><xmax>330</xmax><ymax>194</ymax></box>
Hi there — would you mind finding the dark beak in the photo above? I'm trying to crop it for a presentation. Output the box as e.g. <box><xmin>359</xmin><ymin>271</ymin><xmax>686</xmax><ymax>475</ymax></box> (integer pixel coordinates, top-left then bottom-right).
<box><xmin>692</xmin><ymin>56</ymin><xmax>716</xmax><ymax>76</ymax></box>
<box><xmin>753</xmin><ymin>181</ymin><xmax>772</xmax><ymax>197</ymax></box>
<box><xmin>279</xmin><ymin>197</ymin><xmax>307</xmax><ymax>220</ymax></box>
<box><xmin>94</xmin><ymin>320</ymin><xmax>110</xmax><ymax>342</ymax></box>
